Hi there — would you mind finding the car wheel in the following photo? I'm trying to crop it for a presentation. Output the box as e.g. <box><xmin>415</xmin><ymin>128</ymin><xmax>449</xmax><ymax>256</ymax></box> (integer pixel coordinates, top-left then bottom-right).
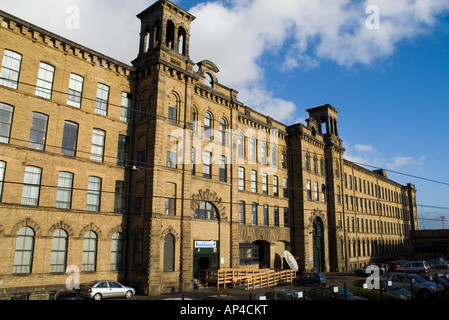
<box><xmin>125</xmin><ymin>291</ymin><xmax>133</xmax><ymax>299</ymax></box>
<box><xmin>93</xmin><ymin>293</ymin><xmax>102</xmax><ymax>300</ymax></box>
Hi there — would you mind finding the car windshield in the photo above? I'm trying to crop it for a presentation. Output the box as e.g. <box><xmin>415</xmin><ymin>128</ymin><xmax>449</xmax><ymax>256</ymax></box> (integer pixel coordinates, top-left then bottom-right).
<box><xmin>382</xmin><ymin>280</ymin><xmax>401</xmax><ymax>290</ymax></box>
<box><xmin>337</xmin><ymin>287</ymin><xmax>354</xmax><ymax>296</ymax></box>
<box><xmin>411</xmin><ymin>275</ymin><xmax>426</xmax><ymax>283</ymax></box>
<box><xmin>284</xmin><ymin>291</ymin><xmax>301</xmax><ymax>299</ymax></box>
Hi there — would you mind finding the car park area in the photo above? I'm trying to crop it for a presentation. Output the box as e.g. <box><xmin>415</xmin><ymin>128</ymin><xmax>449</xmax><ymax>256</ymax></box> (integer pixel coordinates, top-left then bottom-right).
<box><xmin>71</xmin><ymin>258</ymin><xmax>449</xmax><ymax>301</ymax></box>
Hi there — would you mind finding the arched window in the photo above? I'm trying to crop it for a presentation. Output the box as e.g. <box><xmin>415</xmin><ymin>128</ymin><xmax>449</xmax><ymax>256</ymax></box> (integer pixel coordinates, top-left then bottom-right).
<box><xmin>163</xmin><ymin>234</ymin><xmax>175</xmax><ymax>272</ymax></box>
<box><xmin>82</xmin><ymin>231</ymin><xmax>97</xmax><ymax>271</ymax></box>
<box><xmin>205</xmin><ymin>73</ymin><xmax>213</xmax><ymax>87</ymax></box>
<box><xmin>194</xmin><ymin>201</ymin><xmax>218</xmax><ymax>221</ymax></box>
<box><xmin>249</xmin><ymin>138</ymin><xmax>256</xmax><ymax>161</ymax></box>
<box><xmin>110</xmin><ymin>232</ymin><xmax>123</xmax><ymax>271</ymax></box>
<box><xmin>313</xmin><ymin>155</ymin><xmax>317</xmax><ymax>173</ymax></box>
<box><xmin>192</xmin><ymin>107</ymin><xmax>198</xmax><ymax>134</ymax></box>
<box><xmin>219</xmin><ymin>118</ymin><xmax>227</xmax><ymax>144</ymax></box>
<box><xmin>166</xmin><ymin>20</ymin><xmax>175</xmax><ymax>49</ymax></box>
<box><xmin>204</xmin><ymin>113</ymin><xmax>212</xmax><ymax>139</ymax></box>
<box><xmin>281</xmin><ymin>150</ymin><xmax>287</xmax><ymax>169</ymax></box>
<box><xmin>260</xmin><ymin>142</ymin><xmax>267</xmax><ymax>164</ymax></box>
<box><xmin>272</xmin><ymin>146</ymin><xmax>278</xmax><ymax>167</ymax></box>
<box><xmin>13</xmin><ymin>227</ymin><xmax>35</xmax><ymax>274</ymax></box>
<box><xmin>50</xmin><ymin>229</ymin><xmax>68</xmax><ymax>273</ymax></box>
<box><xmin>237</xmin><ymin>134</ymin><xmax>244</xmax><ymax>157</ymax></box>
<box><xmin>178</xmin><ymin>27</ymin><xmax>186</xmax><ymax>55</ymax></box>
<box><xmin>168</xmin><ymin>93</ymin><xmax>178</xmax><ymax>123</ymax></box>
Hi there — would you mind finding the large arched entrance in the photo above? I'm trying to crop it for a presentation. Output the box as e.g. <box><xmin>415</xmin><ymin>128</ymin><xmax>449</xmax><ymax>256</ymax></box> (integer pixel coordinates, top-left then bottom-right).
<box><xmin>313</xmin><ymin>217</ymin><xmax>325</xmax><ymax>272</ymax></box>
<box><xmin>192</xmin><ymin>201</ymin><xmax>220</xmax><ymax>279</ymax></box>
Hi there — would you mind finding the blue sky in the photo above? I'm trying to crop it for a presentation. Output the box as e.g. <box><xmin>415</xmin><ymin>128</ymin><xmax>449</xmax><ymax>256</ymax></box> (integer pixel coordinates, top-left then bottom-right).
<box><xmin>2</xmin><ymin>0</ymin><xmax>449</xmax><ymax>229</ymax></box>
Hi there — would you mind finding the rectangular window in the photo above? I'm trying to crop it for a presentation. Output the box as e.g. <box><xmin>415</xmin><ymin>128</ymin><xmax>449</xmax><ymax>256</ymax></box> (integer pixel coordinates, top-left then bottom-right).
<box><xmin>61</xmin><ymin>121</ymin><xmax>78</xmax><ymax>156</ymax></box>
<box><xmin>307</xmin><ymin>180</ymin><xmax>312</xmax><ymax>200</ymax></box>
<box><xmin>274</xmin><ymin>206</ymin><xmax>279</xmax><ymax>227</ymax></box>
<box><xmin>120</xmin><ymin>92</ymin><xmax>132</xmax><ymax>122</ymax></box>
<box><xmin>0</xmin><ymin>103</ymin><xmax>14</xmax><ymax>144</ymax></box>
<box><xmin>219</xmin><ymin>156</ymin><xmax>227</xmax><ymax>182</ymax></box>
<box><xmin>95</xmin><ymin>83</ymin><xmax>109</xmax><ymax>116</ymax></box>
<box><xmin>251</xmin><ymin>203</ymin><xmax>258</xmax><ymax>225</ymax></box>
<box><xmin>165</xmin><ymin>198</ymin><xmax>175</xmax><ymax>215</ymax></box>
<box><xmin>117</xmin><ymin>135</ymin><xmax>129</xmax><ymax>167</ymax></box>
<box><xmin>86</xmin><ymin>176</ymin><xmax>102</xmax><ymax>211</ymax></box>
<box><xmin>137</xmin><ymin>150</ymin><xmax>146</xmax><ymax>168</ymax></box>
<box><xmin>0</xmin><ymin>49</ymin><xmax>22</xmax><ymax>89</ymax></box>
<box><xmin>0</xmin><ymin>161</ymin><xmax>5</xmax><ymax>202</ymax></box>
<box><xmin>273</xmin><ymin>176</ymin><xmax>279</xmax><ymax>197</ymax></box>
<box><xmin>35</xmin><ymin>62</ymin><xmax>55</xmax><ymax>99</ymax></box>
<box><xmin>56</xmin><ymin>172</ymin><xmax>73</xmax><ymax>209</ymax></box>
<box><xmin>166</xmin><ymin>151</ymin><xmax>177</xmax><ymax>169</ymax></box>
<box><xmin>283</xmin><ymin>178</ymin><xmax>288</xmax><ymax>198</ymax></box>
<box><xmin>203</xmin><ymin>151</ymin><xmax>212</xmax><ymax>179</ymax></box>
<box><xmin>67</xmin><ymin>74</ymin><xmax>84</xmax><ymax>108</ymax></box>
<box><xmin>251</xmin><ymin>170</ymin><xmax>257</xmax><ymax>193</ymax></box>
<box><xmin>284</xmin><ymin>207</ymin><xmax>289</xmax><ymax>228</ymax></box>
<box><xmin>28</xmin><ymin>112</ymin><xmax>48</xmax><ymax>150</ymax></box>
<box><xmin>314</xmin><ymin>182</ymin><xmax>319</xmax><ymax>201</ymax></box>
<box><xmin>168</xmin><ymin>106</ymin><xmax>177</xmax><ymax>122</ymax></box>
<box><xmin>21</xmin><ymin>166</ymin><xmax>42</xmax><ymax>206</ymax></box>
<box><xmin>263</xmin><ymin>204</ymin><xmax>269</xmax><ymax>226</ymax></box>
<box><xmin>238</xmin><ymin>167</ymin><xmax>245</xmax><ymax>191</ymax></box>
<box><xmin>262</xmin><ymin>173</ymin><xmax>268</xmax><ymax>195</ymax></box>
<box><xmin>90</xmin><ymin>128</ymin><xmax>105</xmax><ymax>162</ymax></box>
<box><xmin>114</xmin><ymin>181</ymin><xmax>127</xmax><ymax>214</ymax></box>
<box><xmin>239</xmin><ymin>201</ymin><xmax>245</xmax><ymax>224</ymax></box>
<box><xmin>191</xmin><ymin>147</ymin><xmax>196</xmax><ymax>175</ymax></box>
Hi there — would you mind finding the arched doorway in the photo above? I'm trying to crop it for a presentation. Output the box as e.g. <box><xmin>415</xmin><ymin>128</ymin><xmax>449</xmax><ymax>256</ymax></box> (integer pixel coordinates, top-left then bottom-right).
<box><xmin>192</xmin><ymin>201</ymin><xmax>219</xmax><ymax>279</ymax></box>
<box><xmin>313</xmin><ymin>217</ymin><xmax>325</xmax><ymax>272</ymax></box>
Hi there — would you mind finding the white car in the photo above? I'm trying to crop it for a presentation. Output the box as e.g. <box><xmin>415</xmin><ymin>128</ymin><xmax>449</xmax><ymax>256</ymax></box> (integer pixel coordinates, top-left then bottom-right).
<box><xmin>79</xmin><ymin>281</ymin><xmax>136</xmax><ymax>300</ymax></box>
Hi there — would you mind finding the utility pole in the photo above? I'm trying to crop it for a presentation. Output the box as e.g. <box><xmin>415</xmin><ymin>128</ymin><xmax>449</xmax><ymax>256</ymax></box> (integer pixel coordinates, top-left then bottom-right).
<box><xmin>439</xmin><ymin>216</ymin><xmax>445</xmax><ymax>229</ymax></box>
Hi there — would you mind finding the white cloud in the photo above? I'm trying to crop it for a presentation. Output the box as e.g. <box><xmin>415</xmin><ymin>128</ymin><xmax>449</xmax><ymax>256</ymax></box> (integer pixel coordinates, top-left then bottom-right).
<box><xmin>344</xmin><ymin>141</ymin><xmax>426</xmax><ymax>170</ymax></box>
<box><xmin>189</xmin><ymin>0</ymin><xmax>449</xmax><ymax>122</ymax></box>
<box><xmin>2</xmin><ymin>0</ymin><xmax>448</xmax><ymax>123</ymax></box>
<box><xmin>387</xmin><ymin>155</ymin><xmax>426</xmax><ymax>169</ymax></box>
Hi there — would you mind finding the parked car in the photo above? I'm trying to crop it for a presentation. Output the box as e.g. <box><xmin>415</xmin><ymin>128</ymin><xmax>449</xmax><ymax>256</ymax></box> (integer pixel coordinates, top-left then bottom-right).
<box><xmin>429</xmin><ymin>259</ymin><xmax>449</xmax><ymax>269</ymax></box>
<box><xmin>396</xmin><ymin>261</ymin><xmax>430</xmax><ymax>274</ymax></box>
<box><xmin>261</xmin><ymin>289</ymin><xmax>308</xmax><ymax>300</ymax></box>
<box><xmin>79</xmin><ymin>281</ymin><xmax>136</xmax><ymax>300</ymax></box>
<box><xmin>388</xmin><ymin>260</ymin><xmax>407</xmax><ymax>271</ymax></box>
<box><xmin>305</xmin><ymin>286</ymin><xmax>366</xmax><ymax>300</ymax></box>
<box><xmin>421</xmin><ymin>274</ymin><xmax>449</xmax><ymax>295</ymax></box>
<box><xmin>350</xmin><ymin>279</ymin><xmax>412</xmax><ymax>300</ymax></box>
<box><xmin>354</xmin><ymin>263</ymin><xmax>387</xmax><ymax>276</ymax></box>
<box><xmin>293</xmin><ymin>273</ymin><xmax>327</xmax><ymax>286</ymax></box>
<box><xmin>53</xmin><ymin>289</ymin><xmax>83</xmax><ymax>300</ymax></box>
<box><xmin>382</xmin><ymin>273</ymin><xmax>443</xmax><ymax>299</ymax></box>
